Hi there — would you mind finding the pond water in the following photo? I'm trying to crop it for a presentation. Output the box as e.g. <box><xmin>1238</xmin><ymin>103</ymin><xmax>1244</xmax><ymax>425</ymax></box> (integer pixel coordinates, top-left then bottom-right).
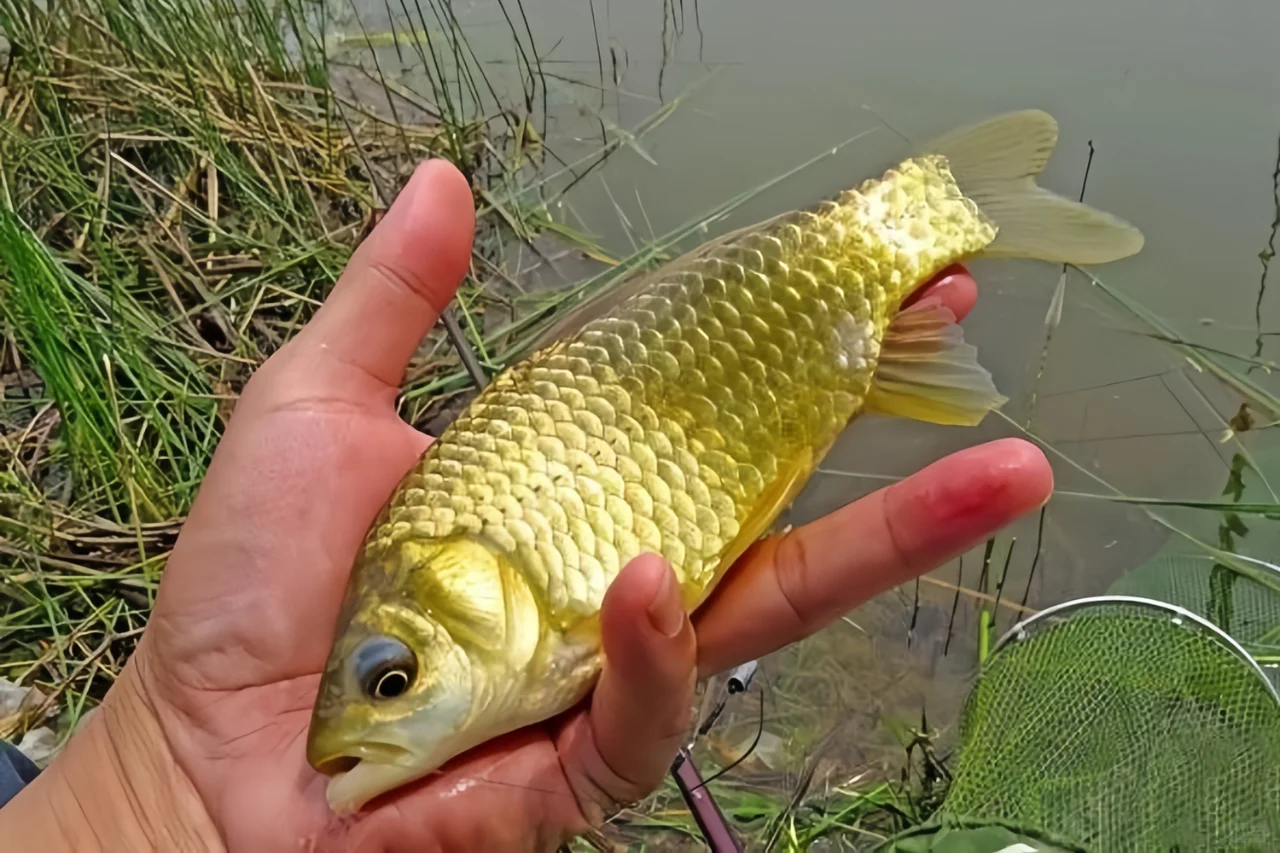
<box><xmin>334</xmin><ymin>0</ymin><xmax>1280</xmax><ymax>843</ymax></box>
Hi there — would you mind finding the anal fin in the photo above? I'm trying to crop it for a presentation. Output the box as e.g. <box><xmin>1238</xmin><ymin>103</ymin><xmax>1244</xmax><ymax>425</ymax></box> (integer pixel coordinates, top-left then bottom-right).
<box><xmin>864</xmin><ymin>296</ymin><xmax>1007</xmax><ymax>427</ymax></box>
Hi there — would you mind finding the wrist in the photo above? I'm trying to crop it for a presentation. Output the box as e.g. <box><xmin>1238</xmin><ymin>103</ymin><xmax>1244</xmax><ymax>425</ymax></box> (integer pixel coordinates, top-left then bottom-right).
<box><xmin>0</xmin><ymin>651</ymin><xmax>223</xmax><ymax>852</ymax></box>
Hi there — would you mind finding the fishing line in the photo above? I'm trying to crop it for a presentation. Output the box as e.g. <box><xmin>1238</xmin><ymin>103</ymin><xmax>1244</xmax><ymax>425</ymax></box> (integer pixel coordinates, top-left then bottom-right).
<box><xmin>1038</xmin><ymin>368</ymin><xmax>1180</xmax><ymax>399</ymax></box>
<box><xmin>695</xmin><ymin>660</ymin><xmax>760</xmax><ymax>737</ymax></box>
<box><xmin>333</xmin><ymin>759</ymin><xmax>583</xmax><ymax>803</ymax></box>
<box><xmin>387</xmin><ymin>669</ymin><xmax>766</xmax><ymax>805</ymax></box>
<box><xmin>444</xmin><ymin>775</ymin><xmax>578</xmax><ymax>799</ymax></box>
<box><xmin>859</xmin><ymin>104</ymin><xmax>915</xmax><ymax>148</ymax></box>
<box><xmin>1026</xmin><ymin>140</ymin><xmax>1094</xmax><ymax>426</ymax></box>
<box><xmin>907</xmin><ymin>576</ymin><xmax>921</xmax><ymax>649</ymax></box>
<box><xmin>684</xmin><ymin>687</ymin><xmax>765</xmax><ymax>794</ymax></box>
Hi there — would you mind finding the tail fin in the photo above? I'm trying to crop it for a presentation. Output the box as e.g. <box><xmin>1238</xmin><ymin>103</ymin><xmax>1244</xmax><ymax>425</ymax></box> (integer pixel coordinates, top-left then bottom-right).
<box><xmin>924</xmin><ymin>110</ymin><xmax>1144</xmax><ymax>265</ymax></box>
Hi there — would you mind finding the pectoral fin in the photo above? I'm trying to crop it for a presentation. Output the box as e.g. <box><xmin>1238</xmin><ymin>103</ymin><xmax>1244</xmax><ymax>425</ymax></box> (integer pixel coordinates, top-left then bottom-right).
<box><xmin>865</xmin><ymin>296</ymin><xmax>1007</xmax><ymax>427</ymax></box>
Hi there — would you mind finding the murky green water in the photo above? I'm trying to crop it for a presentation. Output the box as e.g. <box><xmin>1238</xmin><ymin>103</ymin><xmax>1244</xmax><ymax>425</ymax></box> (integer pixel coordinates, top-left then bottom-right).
<box><xmin>336</xmin><ymin>0</ymin><xmax>1280</xmax><ymax>839</ymax></box>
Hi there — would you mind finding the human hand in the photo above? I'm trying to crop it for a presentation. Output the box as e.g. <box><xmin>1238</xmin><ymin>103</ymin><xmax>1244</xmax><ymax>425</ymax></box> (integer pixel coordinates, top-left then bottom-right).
<box><xmin>0</xmin><ymin>161</ymin><xmax>1052</xmax><ymax>852</ymax></box>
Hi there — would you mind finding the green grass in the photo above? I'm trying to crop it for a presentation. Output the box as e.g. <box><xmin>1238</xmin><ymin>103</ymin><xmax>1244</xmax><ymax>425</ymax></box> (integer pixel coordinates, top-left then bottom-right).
<box><xmin>618</xmin><ymin>776</ymin><xmax>926</xmax><ymax>851</ymax></box>
<box><xmin>0</xmin><ymin>0</ymin><xmax>626</xmax><ymax>743</ymax></box>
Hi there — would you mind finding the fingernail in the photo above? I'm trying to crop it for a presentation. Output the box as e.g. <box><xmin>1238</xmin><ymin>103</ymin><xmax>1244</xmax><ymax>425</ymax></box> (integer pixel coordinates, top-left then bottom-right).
<box><xmin>647</xmin><ymin>564</ymin><xmax>686</xmax><ymax>638</ymax></box>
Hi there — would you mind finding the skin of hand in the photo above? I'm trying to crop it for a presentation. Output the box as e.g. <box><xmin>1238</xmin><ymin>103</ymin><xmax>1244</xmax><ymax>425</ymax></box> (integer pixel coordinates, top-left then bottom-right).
<box><xmin>0</xmin><ymin>160</ymin><xmax>1053</xmax><ymax>852</ymax></box>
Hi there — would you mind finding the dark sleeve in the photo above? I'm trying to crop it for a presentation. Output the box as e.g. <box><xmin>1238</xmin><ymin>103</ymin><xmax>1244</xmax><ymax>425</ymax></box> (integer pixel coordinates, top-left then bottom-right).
<box><xmin>0</xmin><ymin>740</ymin><xmax>41</xmax><ymax>808</ymax></box>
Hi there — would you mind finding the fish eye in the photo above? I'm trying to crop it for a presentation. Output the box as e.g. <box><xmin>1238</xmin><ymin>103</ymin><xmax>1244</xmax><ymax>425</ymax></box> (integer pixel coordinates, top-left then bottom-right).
<box><xmin>372</xmin><ymin>669</ymin><xmax>410</xmax><ymax>699</ymax></box>
<box><xmin>352</xmin><ymin>635</ymin><xmax>418</xmax><ymax>701</ymax></box>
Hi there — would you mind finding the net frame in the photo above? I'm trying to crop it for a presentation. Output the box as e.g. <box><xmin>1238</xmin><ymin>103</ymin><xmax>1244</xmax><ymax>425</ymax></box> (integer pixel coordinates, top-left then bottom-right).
<box><xmin>992</xmin><ymin>594</ymin><xmax>1280</xmax><ymax>705</ymax></box>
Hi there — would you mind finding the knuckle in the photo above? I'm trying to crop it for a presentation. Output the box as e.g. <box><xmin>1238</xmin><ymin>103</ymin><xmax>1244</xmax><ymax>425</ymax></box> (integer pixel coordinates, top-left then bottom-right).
<box><xmin>235</xmin><ymin>338</ymin><xmax>309</xmax><ymax>403</ymax></box>
<box><xmin>770</xmin><ymin>529</ymin><xmax>814</xmax><ymax>630</ymax></box>
<box><xmin>562</xmin><ymin>724</ymin><xmax>647</xmax><ymax>831</ymax></box>
<box><xmin>571</xmin><ymin>769</ymin><xmax>644</xmax><ymax>832</ymax></box>
<box><xmin>655</xmin><ymin>670</ymin><xmax>698</xmax><ymax>744</ymax></box>
<box><xmin>368</xmin><ymin>258</ymin><xmax>440</xmax><ymax>313</ymax></box>
<box><xmin>880</xmin><ymin>484</ymin><xmax>917</xmax><ymax>574</ymax></box>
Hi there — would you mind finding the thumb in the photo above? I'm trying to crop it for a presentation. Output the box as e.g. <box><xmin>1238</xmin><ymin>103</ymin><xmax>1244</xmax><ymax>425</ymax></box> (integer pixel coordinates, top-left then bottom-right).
<box><xmin>559</xmin><ymin>553</ymin><xmax>698</xmax><ymax>826</ymax></box>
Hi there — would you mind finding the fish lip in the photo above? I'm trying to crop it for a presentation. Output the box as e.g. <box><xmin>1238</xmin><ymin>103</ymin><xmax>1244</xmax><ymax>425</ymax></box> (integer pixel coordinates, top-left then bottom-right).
<box><xmin>310</xmin><ymin>740</ymin><xmax>416</xmax><ymax>778</ymax></box>
<box><xmin>325</xmin><ymin>756</ymin><xmax>433</xmax><ymax>815</ymax></box>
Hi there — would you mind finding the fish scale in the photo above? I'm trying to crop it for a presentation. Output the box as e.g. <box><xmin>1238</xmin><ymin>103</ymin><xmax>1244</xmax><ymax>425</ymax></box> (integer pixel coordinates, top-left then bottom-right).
<box><xmin>373</xmin><ymin>154</ymin><xmax>990</xmax><ymax>620</ymax></box>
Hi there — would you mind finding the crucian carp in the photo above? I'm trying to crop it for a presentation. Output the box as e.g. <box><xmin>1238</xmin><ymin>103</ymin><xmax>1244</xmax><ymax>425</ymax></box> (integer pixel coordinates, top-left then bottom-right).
<box><xmin>306</xmin><ymin>109</ymin><xmax>1143</xmax><ymax>814</ymax></box>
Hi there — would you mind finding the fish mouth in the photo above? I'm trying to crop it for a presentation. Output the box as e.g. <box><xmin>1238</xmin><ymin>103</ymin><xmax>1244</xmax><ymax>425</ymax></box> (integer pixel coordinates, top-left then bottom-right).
<box><xmin>313</xmin><ymin>754</ymin><xmax>360</xmax><ymax>778</ymax></box>
<box><xmin>324</xmin><ymin>755</ymin><xmax>430</xmax><ymax>815</ymax></box>
<box><xmin>307</xmin><ymin>689</ymin><xmax>476</xmax><ymax>813</ymax></box>
<box><xmin>311</xmin><ymin>740</ymin><xmax>413</xmax><ymax>776</ymax></box>
<box><xmin>310</xmin><ymin>740</ymin><xmax>428</xmax><ymax>814</ymax></box>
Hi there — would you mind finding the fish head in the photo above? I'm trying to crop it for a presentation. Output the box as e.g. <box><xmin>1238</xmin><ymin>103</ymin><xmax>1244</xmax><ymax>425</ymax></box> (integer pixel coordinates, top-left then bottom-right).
<box><xmin>306</xmin><ymin>536</ymin><xmax>524</xmax><ymax>814</ymax></box>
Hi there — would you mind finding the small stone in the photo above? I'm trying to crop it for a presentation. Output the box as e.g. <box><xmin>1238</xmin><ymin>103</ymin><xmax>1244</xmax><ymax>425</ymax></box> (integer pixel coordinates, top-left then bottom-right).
<box><xmin>17</xmin><ymin>726</ymin><xmax>58</xmax><ymax>769</ymax></box>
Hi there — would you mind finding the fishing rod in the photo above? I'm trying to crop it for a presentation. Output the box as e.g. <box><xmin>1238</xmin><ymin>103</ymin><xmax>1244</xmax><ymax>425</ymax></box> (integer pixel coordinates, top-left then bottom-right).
<box><xmin>435</xmin><ymin>308</ymin><xmax>753</xmax><ymax>852</ymax></box>
<box><xmin>670</xmin><ymin>660</ymin><xmax>759</xmax><ymax>853</ymax></box>
<box><xmin>671</xmin><ymin>748</ymin><xmax>742</xmax><ymax>852</ymax></box>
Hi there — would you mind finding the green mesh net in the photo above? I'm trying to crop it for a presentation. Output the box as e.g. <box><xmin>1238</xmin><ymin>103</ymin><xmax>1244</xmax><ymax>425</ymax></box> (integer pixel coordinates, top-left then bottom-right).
<box><xmin>881</xmin><ymin>597</ymin><xmax>1280</xmax><ymax>853</ymax></box>
<box><xmin>1107</xmin><ymin>554</ymin><xmax>1280</xmax><ymax>688</ymax></box>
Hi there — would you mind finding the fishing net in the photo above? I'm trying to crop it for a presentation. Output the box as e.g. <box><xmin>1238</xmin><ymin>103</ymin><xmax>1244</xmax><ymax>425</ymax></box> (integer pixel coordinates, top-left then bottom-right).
<box><xmin>881</xmin><ymin>597</ymin><xmax>1280</xmax><ymax>853</ymax></box>
<box><xmin>1106</xmin><ymin>553</ymin><xmax>1280</xmax><ymax>688</ymax></box>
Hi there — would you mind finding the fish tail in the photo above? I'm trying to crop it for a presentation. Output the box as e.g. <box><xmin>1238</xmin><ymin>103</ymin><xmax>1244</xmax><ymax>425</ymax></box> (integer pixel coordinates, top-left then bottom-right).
<box><xmin>924</xmin><ymin>109</ymin><xmax>1144</xmax><ymax>265</ymax></box>
<box><xmin>859</xmin><ymin>111</ymin><xmax>1142</xmax><ymax>429</ymax></box>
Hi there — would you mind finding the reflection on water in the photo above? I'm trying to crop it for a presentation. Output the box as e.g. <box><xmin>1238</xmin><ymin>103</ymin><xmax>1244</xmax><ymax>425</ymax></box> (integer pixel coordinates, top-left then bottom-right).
<box><xmin>334</xmin><ymin>0</ymin><xmax>1280</xmax><ymax>842</ymax></box>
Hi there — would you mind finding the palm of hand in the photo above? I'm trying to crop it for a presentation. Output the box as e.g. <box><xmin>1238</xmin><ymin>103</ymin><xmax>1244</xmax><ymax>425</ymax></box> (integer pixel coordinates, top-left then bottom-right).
<box><xmin>113</xmin><ymin>161</ymin><xmax>1049</xmax><ymax>853</ymax></box>
<box><xmin>139</xmin><ymin>353</ymin><xmax>594</xmax><ymax>849</ymax></box>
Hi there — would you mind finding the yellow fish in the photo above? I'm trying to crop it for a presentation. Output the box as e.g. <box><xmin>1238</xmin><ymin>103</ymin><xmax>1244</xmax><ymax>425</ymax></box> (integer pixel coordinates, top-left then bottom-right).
<box><xmin>306</xmin><ymin>110</ymin><xmax>1142</xmax><ymax>813</ymax></box>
